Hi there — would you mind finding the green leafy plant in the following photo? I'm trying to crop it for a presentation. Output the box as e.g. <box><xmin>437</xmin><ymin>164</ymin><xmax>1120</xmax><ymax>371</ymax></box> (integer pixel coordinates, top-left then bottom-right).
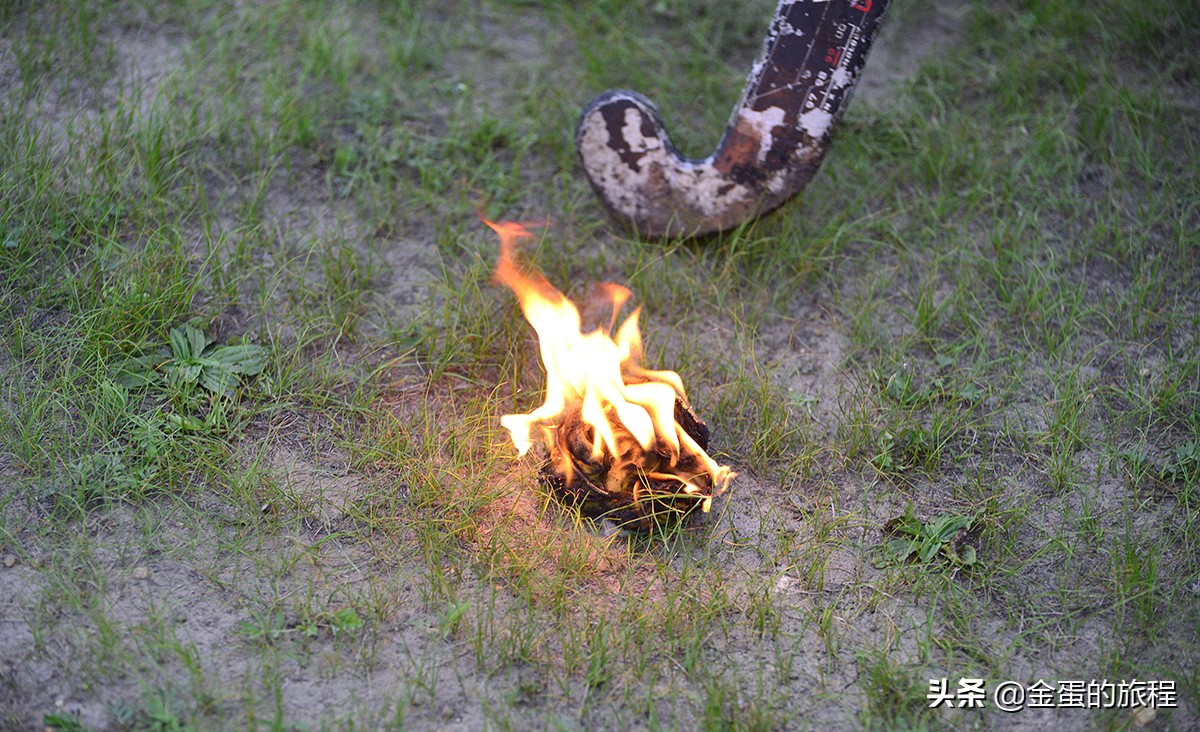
<box><xmin>236</xmin><ymin>611</ymin><xmax>290</xmax><ymax>643</ymax></box>
<box><xmin>328</xmin><ymin>607</ymin><xmax>364</xmax><ymax>636</ymax></box>
<box><xmin>1118</xmin><ymin>440</ymin><xmax>1200</xmax><ymax>486</ymax></box>
<box><xmin>42</xmin><ymin>713</ymin><xmax>90</xmax><ymax>731</ymax></box>
<box><xmin>869</xmin><ymin>430</ymin><xmax>899</xmax><ymax>473</ymax></box>
<box><xmin>1162</xmin><ymin>439</ymin><xmax>1199</xmax><ymax>483</ymax></box>
<box><xmin>879</xmin><ymin>506</ymin><xmax>978</xmax><ymax>567</ymax></box>
<box><xmin>439</xmin><ymin>600</ymin><xmax>469</xmax><ymax>638</ymax></box>
<box><xmin>297</xmin><ymin>607</ymin><xmax>364</xmax><ymax>639</ymax></box>
<box><xmin>143</xmin><ymin>693</ymin><xmax>191</xmax><ymax>732</ymax></box>
<box><xmin>115</xmin><ymin>324</ymin><xmax>267</xmax><ymax>397</ymax></box>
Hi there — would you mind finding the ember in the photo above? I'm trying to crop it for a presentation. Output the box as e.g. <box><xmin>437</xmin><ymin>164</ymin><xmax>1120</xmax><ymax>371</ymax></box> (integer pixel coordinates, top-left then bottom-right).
<box><xmin>489</xmin><ymin>218</ymin><xmax>734</xmax><ymax>531</ymax></box>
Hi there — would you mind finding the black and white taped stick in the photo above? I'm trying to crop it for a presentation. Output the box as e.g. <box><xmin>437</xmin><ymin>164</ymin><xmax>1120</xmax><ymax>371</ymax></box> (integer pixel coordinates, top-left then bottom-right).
<box><xmin>576</xmin><ymin>0</ymin><xmax>891</xmax><ymax>238</ymax></box>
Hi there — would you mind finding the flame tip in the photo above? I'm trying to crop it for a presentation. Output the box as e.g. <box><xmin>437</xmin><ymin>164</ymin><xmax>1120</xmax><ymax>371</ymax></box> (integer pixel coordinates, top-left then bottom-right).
<box><xmin>478</xmin><ymin>213</ymin><xmax>552</xmax><ymax>239</ymax></box>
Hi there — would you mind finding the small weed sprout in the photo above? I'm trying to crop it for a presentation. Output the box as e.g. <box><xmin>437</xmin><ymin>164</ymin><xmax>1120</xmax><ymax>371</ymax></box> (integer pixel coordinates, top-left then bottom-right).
<box><xmin>879</xmin><ymin>505</ymin><xmax>978</xmax><ymax>567</ymax></box>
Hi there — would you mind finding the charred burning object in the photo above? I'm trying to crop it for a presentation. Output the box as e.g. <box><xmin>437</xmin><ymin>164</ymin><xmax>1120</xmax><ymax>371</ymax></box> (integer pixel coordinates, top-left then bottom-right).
<box><xmin>577</xmin><ymin>0</ymin><xmax>891</xmax><ymax>237</ymax></box>
<box><xmin>488</xmin><ymin>219</ymin><xmax>735</xmax><ymax>531</ymax></box>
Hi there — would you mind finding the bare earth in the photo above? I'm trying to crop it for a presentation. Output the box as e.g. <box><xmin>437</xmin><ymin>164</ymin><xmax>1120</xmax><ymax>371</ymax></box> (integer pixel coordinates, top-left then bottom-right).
<box><xmin>2</xmin><ymin>1</ymin><xmax>1198</xmax><ymax>731</ymax></box>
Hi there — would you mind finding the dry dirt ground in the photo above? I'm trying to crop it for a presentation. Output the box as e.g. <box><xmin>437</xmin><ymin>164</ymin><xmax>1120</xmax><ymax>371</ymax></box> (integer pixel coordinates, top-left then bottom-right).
<box><xmin>2</xmin><ymin>1</ymin><xmax>1198</xmax><ymax>731</ymax></box>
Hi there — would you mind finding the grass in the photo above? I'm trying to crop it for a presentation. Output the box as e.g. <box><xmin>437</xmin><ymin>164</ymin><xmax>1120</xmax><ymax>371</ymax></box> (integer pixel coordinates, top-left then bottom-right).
<box><xmin>1</xmin><ymin>0</ymin><xmax>1198</xmax><ymax>729</ymax></box>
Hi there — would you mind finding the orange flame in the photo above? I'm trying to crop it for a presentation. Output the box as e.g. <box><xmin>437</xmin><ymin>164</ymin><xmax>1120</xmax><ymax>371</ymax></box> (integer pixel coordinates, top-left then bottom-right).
<box><xmin>488</xmin><ymin>218</ymin><xmax>732</xmax><ymax>505</ymax></box>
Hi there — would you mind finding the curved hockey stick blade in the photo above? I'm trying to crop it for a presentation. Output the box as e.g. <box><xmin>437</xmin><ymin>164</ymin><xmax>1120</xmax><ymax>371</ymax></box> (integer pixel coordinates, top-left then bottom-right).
<box><xmin>577</xmin><ymin>0</ymin><xmax>891</xmax><ymax>238</ymax></box>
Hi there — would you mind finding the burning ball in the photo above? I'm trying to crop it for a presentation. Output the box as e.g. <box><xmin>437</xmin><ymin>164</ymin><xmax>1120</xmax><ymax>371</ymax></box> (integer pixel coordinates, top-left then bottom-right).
<box><xmin>488</xmin><ymin>218</ymin><xmax>734</xmax><ymax>531</ymax></box>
